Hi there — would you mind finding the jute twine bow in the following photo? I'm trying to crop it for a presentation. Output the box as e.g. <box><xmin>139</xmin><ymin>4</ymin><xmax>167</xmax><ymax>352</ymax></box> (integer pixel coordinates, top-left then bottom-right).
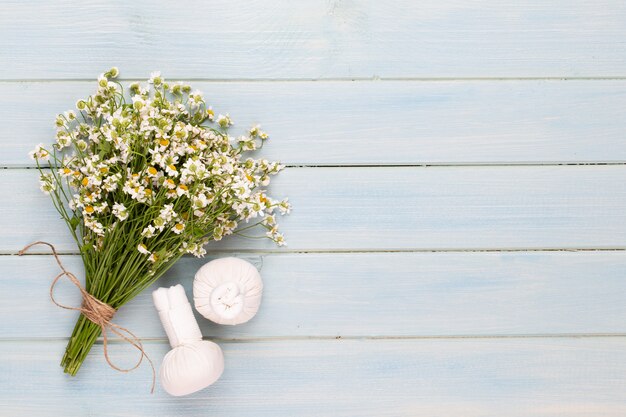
<box><xmin>18</xmin><ymin>241</ymin><xmax>155</xmax><ymax>393</ymax></box>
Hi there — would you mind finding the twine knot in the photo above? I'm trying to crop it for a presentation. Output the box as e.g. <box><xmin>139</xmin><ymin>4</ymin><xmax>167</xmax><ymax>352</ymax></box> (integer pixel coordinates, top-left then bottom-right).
<box><xmin>81</xmin><ymin>297</ymin><xmax>116</xmax><ymax>325</ymax></box>
<box><xmin>18</xmin><ymin>241</ymin><xmax>155</xmax><ymax>393</ymax></box>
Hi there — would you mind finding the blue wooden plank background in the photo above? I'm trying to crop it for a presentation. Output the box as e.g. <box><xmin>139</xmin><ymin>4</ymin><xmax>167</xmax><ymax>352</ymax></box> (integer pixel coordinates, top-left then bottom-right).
<box><xmin>1</xmin><ymin>1</ymin><xmax>625</xmax><ymax>416</ymax></box>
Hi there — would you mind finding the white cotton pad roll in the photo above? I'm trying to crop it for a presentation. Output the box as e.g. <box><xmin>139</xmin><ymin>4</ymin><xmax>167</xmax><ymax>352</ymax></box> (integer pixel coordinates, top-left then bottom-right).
<box><xmin>193</xmin><ymin>257</ymin><xmax>263</xmax><ymax>325</ymax></box>
<box><xmin>153</xmin><ymin>285</ymin><xmax>224</xmax><ymax>396</ymax></box>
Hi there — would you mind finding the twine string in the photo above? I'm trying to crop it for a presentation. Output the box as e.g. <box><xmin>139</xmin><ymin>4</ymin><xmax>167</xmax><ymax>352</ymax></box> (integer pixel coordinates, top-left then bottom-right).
<box><xmin>18</xmin><ymin>241</ymin><xmax>156</xmax><ymax>393</ymax></box>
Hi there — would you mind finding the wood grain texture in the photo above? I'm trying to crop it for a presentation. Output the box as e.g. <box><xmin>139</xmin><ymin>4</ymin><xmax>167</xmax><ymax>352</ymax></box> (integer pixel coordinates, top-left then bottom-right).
<box><xmin>2</xmin><ymin>252</ymin><xmax>626</xmax><ymax>339</ymax></box>
<box><xmin>3</xmin><ymin>80</ymin><xmax>626</xmax><ymax>166</ymax></box>
<box><xmin>2</xmin><ymin>0</ymin><xmax>626</xmax><ymax>413</ymax></box>
<box><xmin>3</xmin><ymin>166</ymin><xmax>625</xmax><ymax>253</ymax></box>
<box><xmin>1</xmin><ymin>338</ymin><xmax>626</xmax><ymax>417</ymax></box>
<box><xmin>2</xmin><ymin>1</ymin><xmax>626</xmax><ymax>79</ymax></box>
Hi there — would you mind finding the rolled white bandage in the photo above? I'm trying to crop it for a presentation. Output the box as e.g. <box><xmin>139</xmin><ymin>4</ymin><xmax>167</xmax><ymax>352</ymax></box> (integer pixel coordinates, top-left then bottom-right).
<box><xmin>153</xmin><ymin>284</ymin><xmax>224</xmax><ymax>396</ymax></box>
<box><xmin>193</xmin><ymin>257</ymin><xmax>263</xmax><ymax>325</ymax></box>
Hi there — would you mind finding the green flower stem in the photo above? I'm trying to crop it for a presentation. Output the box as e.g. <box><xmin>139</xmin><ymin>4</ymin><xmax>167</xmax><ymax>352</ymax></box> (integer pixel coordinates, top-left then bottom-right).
<box><xmin>61</xmin><ymin>314</ymin><xmax>101</xmax><ymax>376</ymax></box>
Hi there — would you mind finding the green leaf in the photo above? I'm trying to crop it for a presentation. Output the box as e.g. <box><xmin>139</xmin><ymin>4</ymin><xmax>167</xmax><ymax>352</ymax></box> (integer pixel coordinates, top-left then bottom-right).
<box><xmin>98</xmin><ymin>140</ymin><xmax>111</xmax><ymax>158</ymax></box>
<box><xmin>191</xmin><ymin>225</ymin><xmax>206</xmax><ymax>238</ymax></box>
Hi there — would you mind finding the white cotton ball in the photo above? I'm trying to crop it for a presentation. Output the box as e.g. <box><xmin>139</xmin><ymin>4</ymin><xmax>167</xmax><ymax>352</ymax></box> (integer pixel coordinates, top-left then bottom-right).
<box><xmin>193</xmin><ymin>257</ymin><xmax>263</xmax><ymax>325</ymax></box>
<box><xmin>153</xmin><ymin>285</ymin><xmax>224</xmax><ymax>397</ymax></box>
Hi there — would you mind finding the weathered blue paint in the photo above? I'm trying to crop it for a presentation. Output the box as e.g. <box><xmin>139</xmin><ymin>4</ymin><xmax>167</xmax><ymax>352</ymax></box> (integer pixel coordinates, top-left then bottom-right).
<box><xmin>1</xmin><ymin>0</ymin><xmax>625</xmax><ymax>415</ymax></box>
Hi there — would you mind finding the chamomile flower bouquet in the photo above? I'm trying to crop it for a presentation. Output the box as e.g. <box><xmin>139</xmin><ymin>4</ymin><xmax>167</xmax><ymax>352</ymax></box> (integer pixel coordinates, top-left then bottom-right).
<box><xmin>29</xmin><ymin>68</ymin><xmax>290</xmax><ymax>376</ymax></box>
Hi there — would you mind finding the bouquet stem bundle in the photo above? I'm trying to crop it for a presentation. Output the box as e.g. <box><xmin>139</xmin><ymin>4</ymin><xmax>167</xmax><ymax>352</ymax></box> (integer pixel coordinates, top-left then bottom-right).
<box><xmin>30</xmin><ymin>68</ymin><xmax>290</xmax><ymax>375</ymax></box>
<box><xmin>64</xmin><ymin>317</ymin><xmax>100</xmax><ymax>375</ymax></box>
<box><xmin>62</xmin><ymin>246</ymin><xmax>182</xmax><ymax>375</ymax></box>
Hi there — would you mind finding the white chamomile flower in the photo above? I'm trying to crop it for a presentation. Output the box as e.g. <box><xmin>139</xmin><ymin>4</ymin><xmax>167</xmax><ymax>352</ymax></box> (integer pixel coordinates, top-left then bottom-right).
<box><xmin>97</xmin><ymin>74</ymin><xmax>108</xmax><ymax>88</ymax></box>
<box><xmin>146</xmin><ymin>166</ymin><xmax>159</xmax><ymax>178</ymax></box>
<box><xmin>217</xmin><ymin>114</ymin><xmax>233</xmax><ymax>128</ymax></box>
<box><xmin>195</xmin><ymin>246</ymin><xmax>207</xmax><ymax>257</ymax></box>
<box><xmin>39</xmin><ymin>173</ymin><xmax>56</xmax><ymax>195</ymax></box>
<box><xmin>56</xmin><ymin>134</ymin><xmax>71</xmax><ymax>149</ymax></box>
<box><xmin>149</xmin><ymin>71</ymin><xmax>162</xmax><ymax>85</ymax></box>
<box><xmin>181</xmin><ymin>158</ymin><xmax>207</xmax><ymax>183</ymax></box>
<box><xmin>159</xmin><ymin>204</ymin><xmax>176</xmax><ymax>222</ymax></box>
<box><xmin>112</xmin><ymin>203</ymin><xmax>128</xmax><ymax>221</ymax></box>
<box><xmin>205</xmin><ymin>106</ymin><xmax>215</xmax><ymax>121</ymax></box>
<box><xmin>238</xmin><ymin>136</ymin><xmax>257</xmax><ymax>151</ymax></box>
<box><xmin>55</xmin><ymin>115</ymin><xmax>66</xmax><ymax>128</ymax></box>
<box><xmin>142</xmin><ymin>225</ymin><xmax>156</xmax><ymax>238</ymax></box>
<box><xmin>192</xmin><ymin>193</ymin><xmax>209</xmax><ymax>209</ymax></box>
<box><xmin>29</xmin><ymin>144</ymin><xmax>50</xmax><ymax>161</ymax></box>
<box><xmin>153</xmin><ymin>216</ymin><xmax>166</xmax><ymax>231</ymax></box>
<box><xmin>85</xmin><ymin>218</ymin><xmax>105</xmax><ymax>236</ymax></box>
<box><xmin>148</xmin><ymin>253</ymin><xmax>158</xmax><ymax>263</ymax></box>
<box><xmin>59</xmin><ymin>167</ymin><xmax>73</xmax><ymax>177</ymax></box>
<box><xmin>132</xmin><ymin>95</ymin><xmax>145</xmax><ymax>111</ymax></box>
<box><xmin>183</xmin><ymin>242</ymin><xmax>206</xmax><ymax>257</ymax></box>
<box><xmin>165</xmin><ymin>164</ymin><xmax>178</xmax><ymax>177</ymax></box>
<box><xmin>172</xmin><ymin>223</ymin><xmax>185</xmax><ymax>234</ymax></box>
<box><xmin>170</xmin><ymin>83</ymin><xmax>183</xmax><ymax>95</ymax></box>
<box><xmin>163</xmin><ymin>178</ymin><xmax>177</xmax><ymax>190</ymax></box>
<box><xmin>137</xmin><ymin>243</ymin><xmax>150</xmax><ymax>255</ymax></box>
<box><xmin>188</xmin><ymin>90</ymin><xmax>204</xmax><ymax>108</ymax></box>
<box><xmin>278</xmin><ymin>198</ymin><xmax>291</xmax><ymax>215</ymax></box>
<box><xmin>102</xmin><ymin>173</ymin><xmax>121</xmax><ymax>192</ymax></box>
<box><xmin>249</xmin><ymin>125</ymin><xmax>260</xmax><ymax>137</ymax></box>
<box><xmin>76</xmin><ymin>139</ymin><xmax>88</xmax><ymax>152</ymax></box>
<box><xmin>273</xmin><ymin>232</ymin><xmax>286</xmax><ymax>246</ymax></box>
<box><xmin>93</xmin><ymin>202</ymin><xmax>108</xmax><ymax>214</ymax></box>
<box><xmin>82</xmin><ymin>205</ymin><xmax>96</xmax><ymax>216</ymax></box>
<box><xmin>157</xmin><ymin>138</ymin><xmax>170</xmax><ymax>151</ymax></box>
<box><xmin>176</xmin><ymin>184</ymin><xmax>189</xmax><ymax>197</ymax></box>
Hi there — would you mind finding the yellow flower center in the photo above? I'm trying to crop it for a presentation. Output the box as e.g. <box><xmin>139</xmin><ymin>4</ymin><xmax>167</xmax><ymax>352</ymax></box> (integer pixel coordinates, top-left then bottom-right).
<box><xmin>81</xmin><ymin>178</ymin><xmax>89</xmax><ymax>186</ymax></box>
<box><xmin>175</xmin><ymin>224</ymin><xmax>184</xmax><ymax>230</ymax></box>
<box><xmin>145</xmin><ymin>189</ymin><xmax>152</xmax><ymax>195</ymax></box>
<box><xmin>168</xmin><ymin>164</ymin><xmax>177</xmax><ymax>172</ymax></box>
<box><xmin>85</xmin><ymin>206</ymin><xmax>94</xmax><ymax>214</ymax></box>
<box><xmin>178</xmin><ymin>184</ymin><xmax>188</xmax><ymax>191</ymax></box>
<box><xmin>148</xmin><ymin>167</ymin><xmax>157</xmax><ymax>175</ymax></box>
<box><xmin>62</xmin><ymin>168</ymin><xmax>71</xmax><ymax>175</ymax></box>
<box><xmin>99</xmin><ymin>167</ymin><xmax>108</xmax><ymax>174</ymax></box>
<box><xmin>159</xmin><ymin>139</ymin><xmax>170</xmax><ymax>147</ymax></box>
